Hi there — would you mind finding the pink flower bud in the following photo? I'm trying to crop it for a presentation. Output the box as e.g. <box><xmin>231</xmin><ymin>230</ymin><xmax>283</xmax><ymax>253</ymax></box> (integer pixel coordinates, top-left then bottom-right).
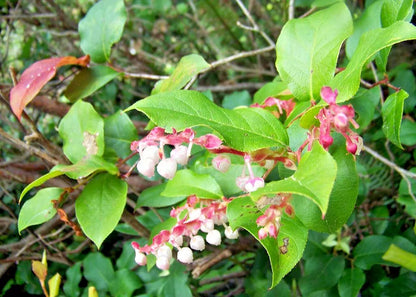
<box><xmin>134</xmin><ymin>250</ymin><xmax>147</xmax><ymax>266</ymax></box>
<box><xmin>320</xmin><ymin>86</ymin><xmax>338</xmax><ymax>105</ymax></box>
<box><xmin>258</xmin><ymin>227</ymin><xmax>268</xmax><ymax>240</ymax></box>
<box><xmin>200</xmin><ymin>219</ymin><xmax>214</xmax><ymax>233</ymax></box>
<box><xmin>206</xmin><ymin>229</ymin><xmax>221</xmax><ymax>246</ymax></box>
<box><xmin>244</xmin><ymin>177</ymin><xmax>265</xmax><ymax>192</ymax></box>
<box><xmin>320</xmin><ymin>134</ymin><xmax>334</xmax><ymax>149</ymax></box>
<box><xmin>157</xmin><ymin>158</ymin><xmax>177</xmax><ymax>179</ymax></box>
<box><xmin>190</xmin><ymin>235</ymin><xmax>205</xmax><ymax>251</ymax></box>
<box><xmin>346</xmin><ymin>141</ymin><xmax>357</xmax><ymax>155</ymax></box>
<box><xmin>225</xmin><ymin>226</ymin><xmax>239</xmax><ymax>239</ymax></box>
<box><xmin>157</xmin><ymin>245</ymin><xmax>172</xmax><ymax>260</ymax></box>
<box><xmin>177</xmin><ymin>247</ymin><xmax>193</xmax><ymax>264</ymax></box>
<box><xmin>170</xmin><ymin>145</ymin><xmax>189</xmax><ymax>165</ymax></box>
<box><xmin>140</xmin><ymin>145</ymin><xmax>160</xmax><ymax>164</ymax></box>
<box><xmin>187</xmin><ymin>208</ymin><xmax>202</xmax><ymax>222</ymax></box>
<box><xmin>212</xmin><ymin>155</ymin><xmax>231</xmax><ymax>173</ymax></box>
<box><xmin>156</xmin><ymin>256</ymin><xmax>170</xmax><ymax>270</ymax></box>
<box><xmin>137</xmin><ymin>158</ymin><xmax>156</xmax><ymax>178</ymax></box>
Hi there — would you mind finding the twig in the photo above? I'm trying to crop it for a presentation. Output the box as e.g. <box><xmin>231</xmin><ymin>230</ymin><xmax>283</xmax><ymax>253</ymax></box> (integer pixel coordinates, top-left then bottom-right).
<box><xmin>121</xmin><ymin>209</ymin><xmax>150</xmax><ymax>238</ymax></box>
<box><xmin>288</xmin><ymin>0</ymin><xmax>296</xmax><ymax>20</ymax></box>
<box><xmin>0</xmin><ymin>13</ymin><xmax>57</xmax><ymax>19</ymax></box>
<box><xmin>364</xmin><ymin>145</ymin><xmax>416</xmax><ymax>201</ymax></box>
<box><xmin>123</xmin><ymin>72</ymin><xmax>168</xmax><ymax>80</ymax></box>
<box><xmin>235</xmin><ymin>0</ymin><xmax>275</xmax><ymax>46</ymax></box>
<box><xmin>194</xmin><ymin>82</ymin><xmax>264</xmax><ymax>92</ymax></box>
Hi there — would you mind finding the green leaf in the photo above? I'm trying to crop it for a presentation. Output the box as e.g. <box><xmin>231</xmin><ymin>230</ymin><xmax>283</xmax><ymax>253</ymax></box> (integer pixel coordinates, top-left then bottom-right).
<box><xmin>19</xmin><ymin>156</ymin><xmax>118</xmax><ymax>202</ymax></box>
<box><xmin>345</xmin><ymin>0</ymin><xmax>383</xmax><ymax>59</ymax></box>
<box><xmin>19</xmin><ymin>170</ymin><xmax>65</xmax><ymax>202</ymax></box>
<box><xmin>382</xmin><ymin>89</ymin><xmax>408</xmax><ymax>148</ymax></box>
<box><xmin>291</xmin><ymin>137</ymin><xmax>358</xmax><ymax>232</ymax></box>
<box><xmin>52</xmin><ymin>155</ymin><xmax>118</xmax><ymax>179</ymax></box>
<box><xmin>78</xmin><ymin>0</ymin><xmax>127</xmax><ymax>63</ymax></box>
<box><xmin>126</xmin><ymin>90</ymin><xmax>289</xmax><ymax>151</ymax></box>
<box><xmin>136</xmin><ymin>183</ymin><xmax>186</xmax><ymax>208</ymax></box>
<box><xmin>160</xmin><ymin>262</ymin><xmax>192</xmax><ymax>297</ymax></box>
<box><xmin>104</xmin><ymin>111</ymin><xmax>138</xmax><ymax>159</ymax></box>
<box><xmin>331</xmin><ymin>21</ymin><xmax>416</xmax><ymax>103</ymax></box>
<box><xmin>227</xmin><ymin>196</ymin><xmax>308</xmax><ymax>288</ymax></box>
<box><xmin>48</xmin><ymin>273</ymin><xmax>61</xmax><ymax>297</ymax></box>
<box><xmin>109</xmin><ymin>269</ymin><xmax>143</xmax><ymax>297</ymax></box>
<box><xmin>400</xmin><ymin>119</ymin><xmax>416</xmax><ymax>146</ymax></box>
<box><xmin>381</xmin><ymin>272</ymin><xmax>416</xmax><ymax>297</ymax></box>
<box><xmin>253</xmin><ymin>81</ymin><xmax>289</xmax><ymax>104</ymax></box>
<box><xmin>58</xmin><ymin>100</ymin><xmax>105</xmax><ymax>163</ymax></box>
<box><xmin>18</xmin><ymin>188</ymin><xmax>63</xmax><ymax>233</ymax></box>
<box><xmin>299</xmin><ymin>255</ymin><xmax>345</xmax><ymax>295</ymax></box>
<box><xmin>222</xmin><ymin>91</ymin><xmax>251</xmax><ymax>109</ymax></box>
<box><xmin>75</xmin><ymin>173</ymin><xmax>127</xmax><ymax>248</ymax></box>
<box><xmin>63</xmin><ymin>262</ymin><xmax>82</xmax><ymax>297</ymax></box>
<box><xmin>275</xmin><ymin>3</ymin><xmax>352</xmax><ymax>101</ymax></box>
<box><xmin>252</xmin><ymin>142</ymin><xmax>337</xmax><ymax>217</ymax></box>
<box><xmin>377</xmin><ymin>0</ymin><xmax>414</xmax><ymax>71</ymax></box>
<box><xmin>83</xmin><ymin>253</ymin><xmax>114</xmax><ymax>291</ymax></box>
<box><xmin>152</xmin><ymin>54</ymin><xmax>210</xmax><ymax>94</ymax></box>
<box><xmin>350</xmin><ymin>87</ymin><xmax>380</xmax><ymax>131</ymax></box>
<box><xmin>64</xmin><ymin>65</ymin><xmax>120</xmax><ymax>102</ymax></box>
<box><xmin>162</xmin><ymin>169</ymin><xmax>223</xmax><ymax>199</ymax></box>
<box><xmin>337</xmin><ymin>268</ymin><xmax>366</xmax><ymax>297</ymax></box>
<box><xmin>382</xmin><ymin>244</ymin><xmax>416</xmax><ymax>272</ymax></box>
<box><xmin>353</xmin><ymin>235</ymin><xmax>393</xmax><ymax>270</ymax></box>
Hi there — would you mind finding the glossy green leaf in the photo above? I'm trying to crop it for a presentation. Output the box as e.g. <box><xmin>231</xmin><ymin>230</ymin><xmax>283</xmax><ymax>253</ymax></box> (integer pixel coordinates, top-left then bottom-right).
<box><xmin>18</xmin><ymin>188</ymin><xmax>63</xmax><ymax>233</ymax></box>
<box><xmin>331</xmin><ymin>21</ymin><xmax>416</xmax><ymax>103</ymax></box>
<box><xmin>291</xmin><ymin>137</ymin><xmax>358</xmax><ymax>232</ymax></box>
<box><xmin>76</xmin><ymin>173</ymin><xmax>127</xmax><ymax>248</ymax></box>
<box><xmin>126</xmin><ymin>90</ymin><xmax>288</xmax><ymax>151</ymax></box>
<box><xmin>58</xmin><ymin>100</ymin><xmax>105</xmax><ymax>163</ymax></box>
<box><xmin>152</xmin><ymin>54</ymin><xmax>210</xmax><ymax>94</ymax></box>
<box><xmin>63</xmin><ymin>262</ymin><xmax>82</xmax><ymax>297</ymax></box>
<box><xmin>109</xmin><ymin>269</ymin><xmax>143</xmax><ymax>297</ymax></box>
<box><xmin>160</xmin><ymin>262</ymin><xmax>192</xmax><ymax>297</ymax></box>
<box><xmin>137</xmin><ymin>183</ymin><xmax>186</xmax><ymax>208</ymax></box>
<box><xmin>162</xmin><ymin>169</ymin><xmax>223</xmax><ymax>199</ymax></box>
<box><xmin>253</xmin><ymin>81</ymin><xmax>289</xmax><ymax>104</ymax></box>
<box><xmin>227</xmin><ymin>196</ymin><xmax>308</xmax><ymax>288</ymax></box>
<box><xmin>353</xmin><ymin>235</ymin><xmax>393</xmax><ymax>270</ymax></box>
<box><xmin>337</xmin><ymin>268</ymin><xmax>366</xmax><ymax>297</ymax></box>
<box><xmin>83</xmin><ymin>253</ymin><xmax>114</xmax><ymax>291</ymax></box>
<box><xmin>382</xmin><ymin>244</ymin><xmax>416</xmax><ymax>272</ymax></box>
<box><xmin>382</xmin><ymin>90</ymin><xmax>408</xmax><ymax>149</ymax></box>
<box><xmin>275</xmin><ymin>3</ymin><xmax>352</xmax><ymax>101</ymax></box>
<box><xmin>104</xmin><ymin>111</ymin><xmax>138</xmax><ymax>159</ymax></box>
<box><xmin>299</xmin><ymin>255</ymin><xmax>345</xmax><ymax>295</ymax></box>
<box><xmin>252</xmin><ymin>142</ymin><xmax>337</xmax><ymax>216</ymax></box>
<box><xmin>64</xmin><ymin>65</ymin><xmax>120</xmax><ymax>102</ymax></box>
<box><xmin>78</xmin><ymin>0</ymin><xmax>126</xmax><ymax>63</ymax></box>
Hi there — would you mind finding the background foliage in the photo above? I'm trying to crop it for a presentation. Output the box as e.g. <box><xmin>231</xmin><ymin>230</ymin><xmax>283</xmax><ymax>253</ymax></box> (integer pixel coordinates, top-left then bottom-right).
<box><xmin>1</xmin><ymin>0</ymin><xmax>416</xmax><ymax>296</ymax></box>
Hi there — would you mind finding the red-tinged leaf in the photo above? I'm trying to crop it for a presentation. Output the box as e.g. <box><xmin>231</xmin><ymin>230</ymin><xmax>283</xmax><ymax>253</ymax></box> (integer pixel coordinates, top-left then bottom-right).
<box><xmin>10</xmin><ymin>55</ymin><xmax>90</xmax><ymax>119</ymax></box>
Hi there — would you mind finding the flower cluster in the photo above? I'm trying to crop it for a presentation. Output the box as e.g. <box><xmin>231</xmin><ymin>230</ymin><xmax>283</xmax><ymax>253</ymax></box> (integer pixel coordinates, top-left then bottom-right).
<box><xmin>315</xmin><ymin>87</ymin><xmax>362</xmax><ymax>154</ymax></box>
<box><xmin>131</xmin><ymin>195</ymin><xmax>238</xmax><ymax>270</ymax></box>
<box><xmin>131</xmin><ymin>127</ymin><xmax>222</xmax><ymax>179</ymax></box>
<box><xmin>256</xmin><ymin>193</ymin><xmax>293</xmax><ymax>239</ymax></box>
